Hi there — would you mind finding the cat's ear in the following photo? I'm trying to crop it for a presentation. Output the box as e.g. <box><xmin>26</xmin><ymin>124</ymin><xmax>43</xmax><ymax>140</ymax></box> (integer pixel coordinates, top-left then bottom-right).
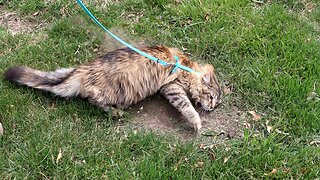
<box><xmin>203</xmin><ymin>64</ymin><xmax>214</xmax><ymax>74</ymax></box>
<box><xmin>203</xmin><ymin>73</ymin><xmax>211</xmax><ymax>85</ymax></box>
<box><xmin>202</xmin><ymin>64</ymin><xmax>214</xmax><ymax>85</ymax></box>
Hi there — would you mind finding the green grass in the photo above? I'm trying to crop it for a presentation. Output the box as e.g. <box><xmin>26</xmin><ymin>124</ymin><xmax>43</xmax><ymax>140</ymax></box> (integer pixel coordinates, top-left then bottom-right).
<box><xmin>1</xmin><ymin>0</ymin><xmax>320</xmax><ymax>179</ymax></box>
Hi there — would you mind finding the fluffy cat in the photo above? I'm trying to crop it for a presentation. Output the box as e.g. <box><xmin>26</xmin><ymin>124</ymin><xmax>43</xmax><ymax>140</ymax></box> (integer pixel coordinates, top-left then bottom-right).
<box><xmin>4</xmin><ymin>45</ymin><xmax>221</xmax><ymax>131</ymax></box>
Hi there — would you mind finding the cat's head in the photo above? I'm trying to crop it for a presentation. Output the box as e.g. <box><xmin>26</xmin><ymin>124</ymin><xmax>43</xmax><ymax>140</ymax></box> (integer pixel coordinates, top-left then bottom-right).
<box><xmin>190</xmin><ymin>64</ymin><xmax>221</xmax><ymax>112</ymax></box>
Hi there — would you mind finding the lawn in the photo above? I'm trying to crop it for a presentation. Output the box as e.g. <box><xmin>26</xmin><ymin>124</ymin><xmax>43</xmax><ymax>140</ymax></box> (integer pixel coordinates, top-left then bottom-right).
<box><xmin>0</xmin><ymin>0</ymin><xmax>319</xmax><ymax>179</ymax></box>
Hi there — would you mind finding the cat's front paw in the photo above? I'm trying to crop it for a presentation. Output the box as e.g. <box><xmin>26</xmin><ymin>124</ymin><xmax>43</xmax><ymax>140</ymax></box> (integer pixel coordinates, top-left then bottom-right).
<box><xmin>186</xmin><ymin>115</ymin><xmax>202</xmax><ymax>132</ymax></box>
<box><xmin>194</xmin><ymin>125</ymin><xmax>202</xmax><ymax>135</ymax></box>
<box><xmin>192</xmin><ymin>121</ymin><xmax>202</xmax><ymax>133</ymax></box>
<box><xmin>195</xmin><ymin>123</ymin><xmax>202</xmax><ymax>131</ymax></box>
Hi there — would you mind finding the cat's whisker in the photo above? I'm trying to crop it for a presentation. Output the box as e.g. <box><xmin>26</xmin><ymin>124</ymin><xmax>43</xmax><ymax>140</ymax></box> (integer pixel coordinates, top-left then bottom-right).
<box><xmin>196</xmin><ymin>107</ymin><xmax>203</xmax><ymax>113</ymax></box>
<box><xmin>197</xmin><ymin>108</ymin><xmax>206</xmax><ymax>115</ymax></box>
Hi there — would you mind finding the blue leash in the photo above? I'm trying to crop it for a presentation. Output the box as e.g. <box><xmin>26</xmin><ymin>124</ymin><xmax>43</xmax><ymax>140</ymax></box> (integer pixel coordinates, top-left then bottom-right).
<box><xmin>76</xmin><ymin>0</ymin><xmax>201</xmax><ymax>75</ymax></box>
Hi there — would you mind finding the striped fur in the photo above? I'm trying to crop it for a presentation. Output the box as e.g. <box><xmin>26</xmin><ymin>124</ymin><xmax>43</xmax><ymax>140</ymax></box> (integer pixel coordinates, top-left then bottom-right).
<box><xmin>4</xmin><ymin>45</ymin><xmax>221</xmax><ymax>131</ymax></box>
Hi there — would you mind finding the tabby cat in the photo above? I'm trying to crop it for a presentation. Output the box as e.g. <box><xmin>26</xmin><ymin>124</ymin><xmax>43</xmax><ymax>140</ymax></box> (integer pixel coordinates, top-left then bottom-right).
<box><xmin>4</xmin><ymin>45</ymin><xmax>221</xmax><ymax>131</ymax></box>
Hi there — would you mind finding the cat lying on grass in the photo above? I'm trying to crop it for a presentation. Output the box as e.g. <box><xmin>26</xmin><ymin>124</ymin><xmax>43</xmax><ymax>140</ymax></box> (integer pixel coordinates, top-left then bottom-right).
<box><xmin>4</xmin><ymin>45</ymin><xmax>221</xmax><ymax>132</ymax></box>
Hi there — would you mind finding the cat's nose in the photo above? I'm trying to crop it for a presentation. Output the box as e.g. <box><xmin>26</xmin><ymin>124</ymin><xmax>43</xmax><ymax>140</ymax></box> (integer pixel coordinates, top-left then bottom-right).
<box><xmin>210</xmin><ymin>102</ymin><xmax>219</xmax><ymax>110</ymax></box>
<box><xmin>213</xmin><ymin>99</ymin><xmax>221</xmax><ymax>108</ymax></box>
<box><xmin>206</xmin><ymin>104</ymin><xmax>214</xmax><ymax>111</ymax></box>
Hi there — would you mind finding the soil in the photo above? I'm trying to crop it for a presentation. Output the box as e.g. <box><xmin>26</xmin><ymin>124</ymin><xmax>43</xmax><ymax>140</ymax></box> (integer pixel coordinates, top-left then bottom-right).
<box><xmin>129</xmin><ymin>95</ymin><xmax>247</xmax><ymax>140</ymax></box>
<box><xmin>0</xmin><ymin>11</ymin><xmax>46</xmax><ymax>35</ymax></box>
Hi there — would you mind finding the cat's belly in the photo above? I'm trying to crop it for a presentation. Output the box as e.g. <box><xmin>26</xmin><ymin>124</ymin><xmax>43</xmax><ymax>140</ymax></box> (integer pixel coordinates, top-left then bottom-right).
<box><xmin>80</xmin><ymin>77</ymin><xmax>165</xmax><ymax>109</ymax></box>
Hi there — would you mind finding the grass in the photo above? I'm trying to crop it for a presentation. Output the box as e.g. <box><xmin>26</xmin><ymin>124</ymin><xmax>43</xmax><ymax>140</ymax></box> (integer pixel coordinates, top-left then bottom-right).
<box><xmin>1</xmin><ymin>0</ymin><xmax>320</xmax><ymax>178</ymax></box>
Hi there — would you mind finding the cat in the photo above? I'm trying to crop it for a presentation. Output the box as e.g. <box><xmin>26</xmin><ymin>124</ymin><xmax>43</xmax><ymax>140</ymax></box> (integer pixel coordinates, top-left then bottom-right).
<box><xmin>4</xmin><ymin>45</ymin><xmax>221</xmax><ymax>131</ymax></box>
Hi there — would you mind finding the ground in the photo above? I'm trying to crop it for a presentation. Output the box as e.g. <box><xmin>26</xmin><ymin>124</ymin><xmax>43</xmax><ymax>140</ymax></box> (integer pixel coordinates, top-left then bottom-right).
<box><xmin>130</xmin><ymin>95</ymin><xmax>245</xmax><ymax>140</ymax></box>
<box><xmin>0</xmin><ymin>0</ymin><xmax>320</xmax><ymax>179</ymax></box>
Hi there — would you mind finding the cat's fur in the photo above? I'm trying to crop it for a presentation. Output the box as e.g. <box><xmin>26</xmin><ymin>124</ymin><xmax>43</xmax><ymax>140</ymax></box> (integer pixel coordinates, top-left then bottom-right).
<box><xmin>4</xmin><ymin>45</ymin><xmax>221</xmax><ymax>131</ymax></box>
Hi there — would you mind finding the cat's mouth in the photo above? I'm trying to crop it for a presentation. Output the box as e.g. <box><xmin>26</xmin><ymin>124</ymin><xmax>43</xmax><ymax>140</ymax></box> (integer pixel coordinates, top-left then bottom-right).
<box><xmin>203</xmin><ymin>106</ymin><xmax>214</xmax><ymax>112</ymax></box>
<box><xmin>195</xmin><ymin>98</ymin><xmax>222</xmax><ymax>112</ymax></box>
<box><xmin>195</xmin><ymin>102</ymin><xmax>214</xmax><ymax>112</ymax></box>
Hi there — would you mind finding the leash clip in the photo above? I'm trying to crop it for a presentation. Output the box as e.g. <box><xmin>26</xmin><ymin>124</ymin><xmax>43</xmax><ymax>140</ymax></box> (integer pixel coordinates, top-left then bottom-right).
<box><xmin>170</xmin><ymin>55</ymin><xmax>180</xmax><ymax>74</ymax></box>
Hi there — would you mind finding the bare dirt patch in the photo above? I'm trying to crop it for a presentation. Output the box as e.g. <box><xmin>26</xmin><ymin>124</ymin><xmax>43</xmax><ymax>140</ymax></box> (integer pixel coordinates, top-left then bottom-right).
<box><xmin>129</xmin><ymin>95</ymin><xmax>247</xmax><ymax>140</ymax></box>
<box><xmin>0</xmin><ymin>10</ymin><xmax>47</xmax><ymax>35</ymax></box>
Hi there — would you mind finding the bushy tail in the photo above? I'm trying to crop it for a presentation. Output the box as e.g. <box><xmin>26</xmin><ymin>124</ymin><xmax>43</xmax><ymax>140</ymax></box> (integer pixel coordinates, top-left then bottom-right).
<box><xmin>4</xmin><ymin>66</ymin><xmax>81</xmax><ymax>97</ymax></box>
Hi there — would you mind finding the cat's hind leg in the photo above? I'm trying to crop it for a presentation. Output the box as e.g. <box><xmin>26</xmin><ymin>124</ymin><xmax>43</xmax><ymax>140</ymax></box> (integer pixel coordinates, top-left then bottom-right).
<box><xmin>160</xmin><ymin>83</ymin><xmax>202</xmax><ymax>132</ymax></box>
<box><xmin>88</xmin><ymin>98</ymin><xmax>124</xmax><ymax>117</ymax></box>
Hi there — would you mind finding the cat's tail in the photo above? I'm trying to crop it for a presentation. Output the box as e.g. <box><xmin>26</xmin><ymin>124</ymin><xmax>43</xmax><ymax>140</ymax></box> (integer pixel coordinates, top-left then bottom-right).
<box><xmin>4</xmin><ymin>66</ymin><xmax>81</xmax><ymax>97</ymax></box>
